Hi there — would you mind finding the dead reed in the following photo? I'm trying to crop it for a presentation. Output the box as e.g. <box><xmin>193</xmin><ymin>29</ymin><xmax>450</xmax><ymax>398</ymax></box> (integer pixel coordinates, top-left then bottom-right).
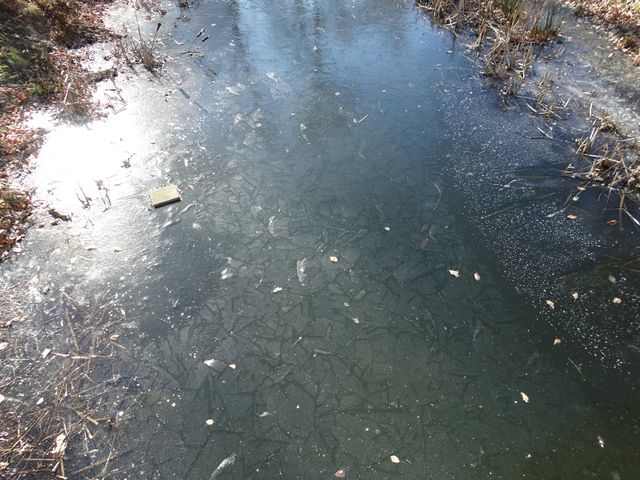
<box><xmin>114</xmin><ymin>22</ymin><xmax>163</xmax><ymax>72</ymax></box>
<box><xmin>0</xmin><ymin>291</ymin><xmax>130</xmax><ymax>478</ymax></box>
<box><xmin>417</xmin><ymin>0</ymin><xmax>561</xmax><ymax>94</ymax></box>
<box><xmin>419</xmin><ymin>0</ymin><xmax>640</xmax><ymax>204</ymax></box>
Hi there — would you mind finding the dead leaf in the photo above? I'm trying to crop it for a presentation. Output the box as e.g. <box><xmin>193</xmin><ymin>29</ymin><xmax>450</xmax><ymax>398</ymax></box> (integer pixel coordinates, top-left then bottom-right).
<box><xmin>257</xmin><ymin>411</ymin><xmax>272</xmax><ymax>417</ymax></box>
<box><xmin>0</xmin><ymin>394</ymin><xmax>5</xmax><ymax>403</ymax></box>
<box><xmin>606</xmin><ymin>219</ymin><xmax>618</xmax><ymax>226</ymax></box>
<box><xmin>545</xmin><ymin>299</ymin><xmax>555</xmax><ymax>310</ymax></box>
<box><xmin>335</xmin><ymin>468</ymin><xmax>347</xmax><ymax>478</ymax></box>
<box><xmin>272</xmin><ymin>287</ymin><xmax>283</xmax><ymax>294</ymax></box>
<box><xmin>329</xmin><ymin>256</ymin><xmax>338</xmax><ymax>263</ymax></box>
<box><xmin>448</xmin><ymin>269</ymin><xmax>460</xmax><ymax>278</ymax></box>
<box><xmin>597</xmin><ymin>435</ymin><xmax>605</xmax><ymax>448</ymax></box>
<box><xmin>352</xmin><ymin>317</ymin><xmax>360</xmax><ymax>324</ymax></box>
<box><xmin>390</xmin><ymin>455</ymin><xmax>400</xmax><ymax>464</ymax></box>
<box><xmin>571</xmin><ymin>292</ymin><xmax>579</xmax><ymax>300</ymax></box>
<box><xmin>608</xmin><ymin>275</ymin><xmax>617</xmax><ymax>284</ymax></box>
<box><xmin>41</xmin><ymin>348</ymin><xmax>51</xmax><ymax>359</ymax></box>
<box><xmin>520</xmin><ymin>392</ymin><xmax>530</xmax><ymax>403</ymax></box>
<box><xmin>613</xmin><ymin>297</ymin><xmax>622</xmax><ymax>304</ymax></box>
<box><xmin>228</xmin><ymin>363</ymin><xmax>237</xmax><ymax>370</ymax></box>
<box><xmin>566</xmin><ymin>214</ymin><xmax>577</xmax><ymax>221</ymax></box>
<box><xmin>205</xmin><ymin>418</ymin><xmax>215</xmax><ymax>426</ymax></box>
<box><xmin>109</xmin><ymin>334</ymin><xmax>120</xmax><ymax>342</ymax></box>
<box><xmin>553</xmin><ymin>338</ymin><xmax>561</xmax><ymax>346</ymax></box>
<box><xmin>473</xmin><ymin>272</ymin><xmax>481</xmax><ymax>281</ymax></box>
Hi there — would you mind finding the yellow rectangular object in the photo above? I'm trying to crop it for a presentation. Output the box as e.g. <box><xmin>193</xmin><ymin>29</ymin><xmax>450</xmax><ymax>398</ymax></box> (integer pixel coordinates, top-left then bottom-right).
<box><xmin>149</xmin><ymin>184</ymin><xmax>181</xmax><ymax>208</ymax></box>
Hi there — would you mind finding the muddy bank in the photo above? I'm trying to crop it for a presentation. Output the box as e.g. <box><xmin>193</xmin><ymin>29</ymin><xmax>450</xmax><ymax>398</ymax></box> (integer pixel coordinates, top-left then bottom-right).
<box><xmin>0</xmin><ymin>0</ymin><xmax>116</xmax><ymax>262</ymax></box>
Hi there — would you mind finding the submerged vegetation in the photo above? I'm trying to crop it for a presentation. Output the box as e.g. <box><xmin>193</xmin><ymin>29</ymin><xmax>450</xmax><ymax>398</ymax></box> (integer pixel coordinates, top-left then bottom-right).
<box><xmin>0</xmin><ymin>293</ymin><xmax>129</xmax><ymax>478</ymax></box>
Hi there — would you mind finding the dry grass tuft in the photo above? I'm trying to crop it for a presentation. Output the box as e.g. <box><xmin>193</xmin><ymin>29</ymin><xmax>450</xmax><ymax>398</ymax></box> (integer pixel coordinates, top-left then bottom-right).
<box><xmin>0</xmin><ymin>292</ymin><xmax>130</xmax><ymax>478</ymax></box>
<box><xmin>417</xmin><ymin>0</ymin><xmax>561</xmax><ymax>94</ymax></box>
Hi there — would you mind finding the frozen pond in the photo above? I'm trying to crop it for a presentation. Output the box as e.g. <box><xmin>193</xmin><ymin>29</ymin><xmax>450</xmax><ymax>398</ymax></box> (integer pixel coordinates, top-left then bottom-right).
<box><xmin>2</xmin><ymin>0</ymin><xmax>640</xmax><ymax>478</ymax></box>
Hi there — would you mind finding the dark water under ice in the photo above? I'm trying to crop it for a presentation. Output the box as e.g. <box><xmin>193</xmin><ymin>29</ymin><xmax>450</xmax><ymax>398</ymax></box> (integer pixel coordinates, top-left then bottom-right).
<box><xmin>3</xmin><ymin>0</ymin><xmax>640</xmax><ymax>478</ymax></box>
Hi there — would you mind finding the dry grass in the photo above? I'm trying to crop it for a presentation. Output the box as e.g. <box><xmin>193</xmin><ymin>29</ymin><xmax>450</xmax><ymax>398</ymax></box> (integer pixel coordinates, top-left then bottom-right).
<box><xmin>0</xmin><ymin>0</ymin><xmax>119</xmax><ymax>261</ymax></box>
<box><xmin>417</xmin><ymin>0</ymin><xmax>561</xmax><ymax>94</ymax></box>
<box><xmin>563</xmin><ymin>0</ymin><xmax>640</xmax><ymax>64</ymax></box>
<box><xmin>419</xmin><ymin>0</ymin><xmax>640</xmax><ymax>203</ymax></box>
<box><xmin>564</xmin><ymin>110</ymin><xmax>640</xmax><ymax>205</ymax></box>
<box><xmin>0</xmin><ymin>292</ymin><xmax>130</xmax><ymax>478</ymax></box>
<box><xmin>113</xmin><ymin>22</ymin><xmax>164</xmax><ymax>72</ymax></box>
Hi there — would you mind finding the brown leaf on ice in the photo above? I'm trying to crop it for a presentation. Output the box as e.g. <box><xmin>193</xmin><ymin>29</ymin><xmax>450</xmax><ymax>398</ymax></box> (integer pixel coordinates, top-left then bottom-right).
<box><xmin>553</xmin><ymin>338</ymin><xmax>561</xmax><ymax>346</ymax></box>
<box><xmin>571</xmin><ymin>292</ymin><xmax>579</xmax><ymax>300</ymax></box>
<box><xmin>566</xmin><ymin>214</ymin><xmax>577</xmax><ymax>221</ymax></box>
<box><xmin>545</xmin><ymin>299</ymin><xmax>555</xmax><ymax>310</ymax></box>
<box><xmin>520</xmin><ymin>392</ymin><xmax>530</xmax><ymax>403</ymax></box>
<box><xmin>606</xmin><ymin>219</ymin><xmax>617</xmax><ymax>226</ymax></box>
<box><xmin>448</xmin><ymin>269</ymin><xmax>460</xmax><ymax>278</ymax></box>
<box><xmin>335</xmin><ymin>468</ymin><xmax>347</xmax><ymax>478</ymax></box>
<box><xmin>608</xmin><ymin>275</ymin><xmax>617</xmax><ymax>284</ymax></box>
<box><xmin>390</xmin><ymin>455</ymin><xmax>400</xmax><ymax>464</ymax></box>
<box><xmin>329</xmin><ymin>256</ymin><xmax>338</xmax><ymax>263</ymax></box>
<box><xmin>613</xmin><ymin>297</ymin><xmax>622</xmax><ymax>304</ymax></box>
<box><xmin>473</xmin><ymin>272</ymin><xmax>481</xmax><ymax>281</ymax></box>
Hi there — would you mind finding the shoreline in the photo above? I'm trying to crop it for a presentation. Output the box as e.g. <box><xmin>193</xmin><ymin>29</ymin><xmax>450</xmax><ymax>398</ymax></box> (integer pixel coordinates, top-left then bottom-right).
<box><xmin>1</xmin><ymin>0</ymin><xmax>116</xmax><ymax>262</ymax></box>
<box><xmin>560</xmin><ymin>0</ymin><xmax>640</xmax><ymax>65</ymax></box>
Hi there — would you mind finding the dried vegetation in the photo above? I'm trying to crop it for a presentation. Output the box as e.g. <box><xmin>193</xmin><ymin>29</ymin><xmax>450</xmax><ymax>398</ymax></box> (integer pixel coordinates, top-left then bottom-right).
<box><xmin>0</xmin><ymin>292</ymin><xmax>130</xmax><ymax>478</ymax></box>
<box><xmin>0</xmin><ymin>0</ymin><xmax>116</xmax><ymax>262</ymax></box>
<box><xmin>417</xmin><ymin>0</ymin><xmax>561</xmax><ymax>95</ymax></box>
<box><xmin>418</xmin><ymin>0</ymin><xmax>640</xmax><ymax>206</ymax></box>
